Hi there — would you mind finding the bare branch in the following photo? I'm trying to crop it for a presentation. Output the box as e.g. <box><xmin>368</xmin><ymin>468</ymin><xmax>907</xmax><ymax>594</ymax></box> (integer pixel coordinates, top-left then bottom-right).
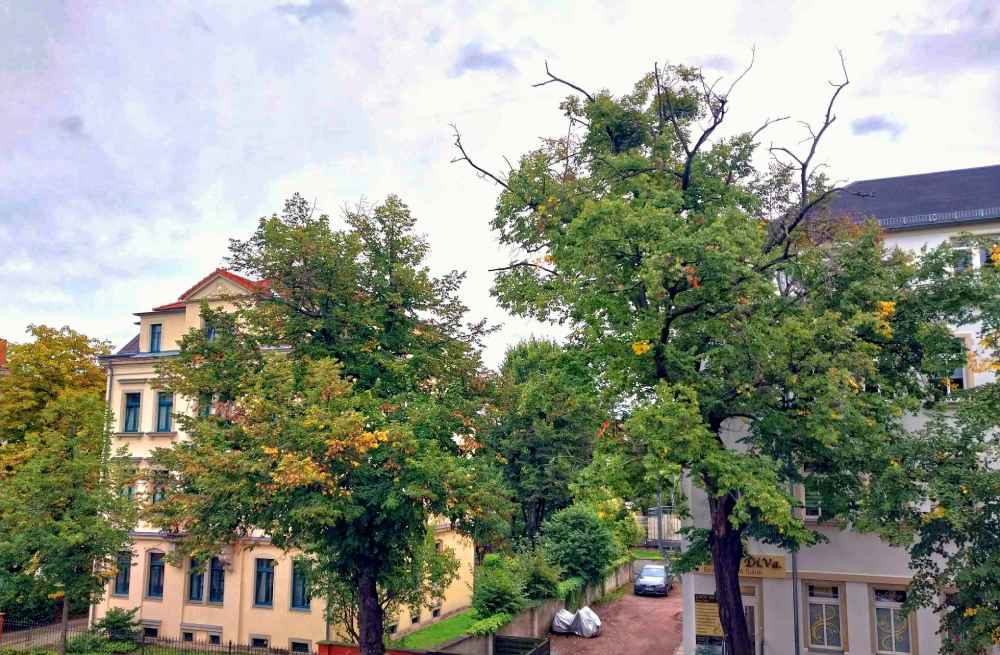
<box><xmin>750</xmin><ymin>116</ymin><xmax>790</xmax><ymax>141</ymax></box>
<box><xmin>488</xmin><ymin>260</ymin><xmax>557</xmax><ymax>276</ymax></box>
<box><xmin>450</xmin><ymin>123</ymin><xmax>513</xmax><ymax>193</ymax></box>
<box><xmin>532</xmin><ymin>60</ymin><xmax>595</xmax><ymax>102</ymax></box>
<box><xmin>723</xmin><ymin>46</ymin><xmax>756</xmax><ymax>98</ymax></box>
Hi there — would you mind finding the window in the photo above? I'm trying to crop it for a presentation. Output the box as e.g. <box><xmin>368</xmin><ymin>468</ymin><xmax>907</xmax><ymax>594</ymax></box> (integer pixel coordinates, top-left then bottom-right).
<box><xmin>410</xmin><ymin>609</ymin><xmax>420</xmax><ymax>624</ymax></box>
<box><xmin>205</xmin><ymin>323</ymin><xmax>217</xmax><ymax>342</ymax></box>
<box><xmin>151</xmin><ymin>486</ymin><xmax>166</xmax><ymax>503</ymax></box>
<box><xmin>874</xmin><ymin>589</ymin><xmax>912</xmax><ymax>654</ymax></box>
<box><xmin>143</xmin><ymin>627</ymin><xmax>159</xmax><ymax>639</ymax></box>
<box><xmin>209</xmin><ymin>634</ymin><xmax>221</xmax><ymax>646</ymax></box>
<box><xmin>147</xmin><ymin>552</ymin><xmax>165</xmax><ymax>598</ymax></box>
<box><xmin>254</xmin><ymin>558</ymin><xmax>274</xmax><ymax>607</ymax></box>
<box><xmin>122</xmin><ymin>483</ymin><xmax>136</xmax><ymax>501</ymax></box>
<box><xmin>432</xmin><ymin>606</ymin><xmax>441</xmax><ymax>618</ymax></box>
<box><xmin>113</xmin><ymin>552</ymin><xmax>131</xmax><ymax>596</ymax></box>
<box><xmin>123</xmin><ymin>393</ymin><xmax>141</xmax><ymax>433</ymax></box>
<box><xmin>807</xmin><ymin>584</ymin><xmax>843</xmax><ymax>650</ymax></box>
<box><xmin>386</xmin><ymin>623</ymin><xmax>398</xmax><ymax>636</ymax></box>
<box><xmin>250</xmin><ymin>637</ymin><xmax>269</xmax><ymax>649</ymax></box>
<box><xmin>150</xmin><ymin>324</ymin><xmax>162</xmax><ymax>353</ymax></box>
<box><xmin>952</xmin><ymin>247</ymin><xmax>974</xmax><ymax>273</ymax></box>
<box><xmin>199</xmin><ymin>393</ymin><xmax>213</xmax><ymax>417</ymax></box>
<box><xmin>291</xmin><ymin>562</ymin><xmax>310</xmax><ymax>610</ymax></box>
<box><xmin>183</xmin><ymin>632</ymin><xmax>194</xmax><ymax>643</ymax></box>
<box><xmin>290</xmin><ymin>641</ymin><xmax>310</xmax><ymax>654</ymax></box>
<box><xmin>156</xmin><ymin>392</ymin><xmax>173</xmax><ymax>432</ymax></box>
<box><xmin>804</xmin><ymin>484</ymin><xmax>822</xmax><ymax>520</ymax></box>
<box><xmin>980</xmin><ymin>243</ymin><xmax>999</xmax><ymax>268</ymax></box>
<box><xmin>209</xmin><ymin>557</ymin><xmax>225</xmax><ymax>603</ymax></box>
<box><xmin>188</xmin><ymin>559</ymin><xmax>204</xmax><ymax>602</ymax></box>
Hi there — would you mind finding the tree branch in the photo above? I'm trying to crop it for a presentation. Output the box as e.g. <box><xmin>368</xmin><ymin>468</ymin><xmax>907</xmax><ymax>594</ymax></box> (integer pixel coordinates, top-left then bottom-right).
<box><xmin>532</xmin><ymin>60</ymin><xmax>595</xmax><ymax>102</ymax></box>
<box><xmin>450</xmin><ymin>124</ymin><xmax>513</xmax><ymax>192</ymax></box>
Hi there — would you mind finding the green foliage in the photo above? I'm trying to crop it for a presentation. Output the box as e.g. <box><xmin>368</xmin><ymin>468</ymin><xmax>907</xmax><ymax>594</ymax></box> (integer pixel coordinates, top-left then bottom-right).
<box><xmin>93</xmin><ymin>607</ymin><xmax>140</xmax><ymax>642</ymax></box>
<box><xmin>513</xmin><ymin>551</ymin><xmax>561</xmax><ymax>601</ymax></box>
<box><xmin>484</xmin><ymin>340</ymin><xmax>602</xmax><ymax>540</ymax></box>
<box><xmin>556</xmin><ymin>577</ymin><xmax>585</xmax><ymax>609</ymax></box>
<box><xmin>466</xmin><ymin>613</ymin><xmax>513</xmax><ymax>637</ymax></box>
<box><xmin>150</xmin><ymin>195</ymin><xmax>494</xmax><ymax>653</ymax></box>
<box><xmin>66</xmin><ymin>632</ymin><xmax>108</xmax><ymax>653</ymax></box>
<box><xmin>390</xmin><ymin>608</ymin><xmax>478</xmax><ymax>649</ymax></box>
<box><xmin>463</xmin><ymin>61</ymin><xmax>999</xmax><ymax>653</ymax></box>
<box><xmin>542</xmin><ymin>505</ymin><xmax>617</xmax><ymax>583</ymax></box>
<box><xmin>0</xmin><ymin>326</ymin><xmax>135</xmax><ymax>621</ymax></box>
<box><xmin>472</xmin><ymin>557</ymin><xmax>527</xmax><ymax>616</ymax></box>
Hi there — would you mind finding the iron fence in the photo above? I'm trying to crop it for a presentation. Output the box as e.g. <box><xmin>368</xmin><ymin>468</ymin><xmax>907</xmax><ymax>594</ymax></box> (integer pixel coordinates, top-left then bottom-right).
<box><xmin>0</xmin><ymin>619</ymin><xmax>310</xmax><ymax>655</ymax></box>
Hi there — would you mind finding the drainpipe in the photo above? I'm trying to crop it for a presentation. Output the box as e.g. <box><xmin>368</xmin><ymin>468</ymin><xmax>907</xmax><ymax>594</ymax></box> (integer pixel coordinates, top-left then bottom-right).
<box><xmin>789</xmin><ymin>479</ymin><xmax>801</xmax><ymax>655</ymax></box>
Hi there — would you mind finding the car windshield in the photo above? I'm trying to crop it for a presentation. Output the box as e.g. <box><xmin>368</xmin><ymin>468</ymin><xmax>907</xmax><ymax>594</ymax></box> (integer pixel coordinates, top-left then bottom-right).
<box><xmin>640</xmin><ymin>566</ymin><xmax>666</xmax><ymax>578</ymax></box>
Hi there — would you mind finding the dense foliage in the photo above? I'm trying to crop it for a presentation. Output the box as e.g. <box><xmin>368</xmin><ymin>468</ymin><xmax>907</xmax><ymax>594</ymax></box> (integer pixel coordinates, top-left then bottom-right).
<box><xmin>457</xmin><ymin>60</ymin><xmax>995</xmax><ymax>654</ymax></box>
<box><xmin>541</xmin><ymin>505</ymin><xmax>617</xmax><ymax>583</ymax></box>
<box><xmin>0</xmin><ymin>326</ymin><xmax>135</xmax><ymax>635</ymax></box>
<box><xmin>471</xmin><ymin>555</ymin><xmax>527</xmax><ymax>617</ymax></box>
<box><xmin>150</xmin><ymin>196</ymin><xmax>495</xmax><ymax>655</ymax></box>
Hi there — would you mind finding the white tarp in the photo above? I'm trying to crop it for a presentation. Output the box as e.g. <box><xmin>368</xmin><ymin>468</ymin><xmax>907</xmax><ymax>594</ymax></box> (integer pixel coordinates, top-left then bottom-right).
<box><xmin>551</xmin><ymin>609</ymin><xmax>576</xmax><ymax>634</ymax></box>
<box><xmin>569</xmin><ymin>606</ymin><xmax>602</xmax><ymax>638</ymax></box>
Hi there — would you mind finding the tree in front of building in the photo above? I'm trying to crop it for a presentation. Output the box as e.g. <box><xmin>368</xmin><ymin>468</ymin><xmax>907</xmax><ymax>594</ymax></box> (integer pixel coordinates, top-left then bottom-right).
<box><xmin>150</xmin><ymin>195</ymin><xmax>495</xmax><ymax>655</ymax></box>
<box><xmin>454</xmin><ymin>58</ymin><xmax>985</xmax><ymax>655</ymax></box>
<box><xmin>484</xmin><ymin>340</ymin><xmax>603</xmax><ymax>541</ymax></box>
<box><xmin>0</xmin><ymin>326</ymin><xmax>136</xmax><ymax>653</ymax></box>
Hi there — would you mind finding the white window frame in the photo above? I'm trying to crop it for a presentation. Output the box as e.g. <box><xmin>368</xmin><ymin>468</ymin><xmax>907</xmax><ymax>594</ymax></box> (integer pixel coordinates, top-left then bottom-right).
<box><xmin>806</xmin><ymin>583</ymin><xmax>845</xmax><ymax>651</ymax></box>
<box><xmin>872</xmin><ymin>588</ymin><xmax>913</xmax><ymax>655</ymax></box>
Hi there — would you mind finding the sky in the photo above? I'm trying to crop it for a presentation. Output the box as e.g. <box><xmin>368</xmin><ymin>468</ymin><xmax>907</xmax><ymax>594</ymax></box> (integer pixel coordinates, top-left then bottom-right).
<box><xmin>2</xmin><ymin>0</ymin><xmax>999</xmax><ymax>367</ymax></box>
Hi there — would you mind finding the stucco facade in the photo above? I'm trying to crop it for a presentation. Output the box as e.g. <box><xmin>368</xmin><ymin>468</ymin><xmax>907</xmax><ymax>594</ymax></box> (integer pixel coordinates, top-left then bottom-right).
<box><xmin>92</xmin><ymin>269</ymin><xmax>475</xmax><ymax>650</ymax></box>
<box><xmin>682</xmin><ymin>167</ymin><xmax>1000</xmax><ymax>655</ymax></box>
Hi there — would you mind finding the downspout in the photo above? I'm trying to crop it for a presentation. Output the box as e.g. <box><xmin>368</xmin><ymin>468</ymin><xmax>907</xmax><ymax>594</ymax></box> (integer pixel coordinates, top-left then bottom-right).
<box><xmin>90</xmin><ymin>359</ymin><xmax>115</xmax><ymax>628</ymax></box>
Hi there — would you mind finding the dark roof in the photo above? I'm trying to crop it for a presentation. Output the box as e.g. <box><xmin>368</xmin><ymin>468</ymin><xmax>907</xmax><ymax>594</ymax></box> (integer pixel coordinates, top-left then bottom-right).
<box><xmin>116</xmin><ymin>334</ymin><xmax>140</xmax><ymax>355</ymax></box>
<box><xmin>824</xmin><ymin>164</ymin><xmax>1000</xmax><ymax>231</ymax></box>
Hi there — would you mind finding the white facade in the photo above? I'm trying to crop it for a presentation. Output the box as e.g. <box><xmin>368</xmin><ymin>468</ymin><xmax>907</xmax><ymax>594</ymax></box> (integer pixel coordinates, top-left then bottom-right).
<box><xmin>681</xmin><ymin>216</ymin><xmax>999</xmax><ymax>655</ymax></box>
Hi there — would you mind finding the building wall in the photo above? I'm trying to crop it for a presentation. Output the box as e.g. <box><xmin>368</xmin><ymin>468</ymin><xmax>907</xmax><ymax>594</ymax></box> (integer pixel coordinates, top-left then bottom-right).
<box><xmin>97</xmin><ymin>272</ymin><xmax>475</xmax><ymax>650</ymax></box>
<box><xmin>682</xmin><ymin>219</ymin><xmax>1000</xmax><ymax>655</ymax></box>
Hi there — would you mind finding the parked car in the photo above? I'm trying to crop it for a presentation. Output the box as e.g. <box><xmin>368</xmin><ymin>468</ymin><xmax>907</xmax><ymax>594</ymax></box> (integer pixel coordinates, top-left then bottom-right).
<box><xmin>634</xmin><ymin>564</ymin><xmax>672</xmax><ymax>596</ymax></box>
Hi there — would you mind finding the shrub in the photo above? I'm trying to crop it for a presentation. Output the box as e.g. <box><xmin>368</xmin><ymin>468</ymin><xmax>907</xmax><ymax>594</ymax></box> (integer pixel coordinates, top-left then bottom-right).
<box><xmin>542</xmin><ymin>504</ymin><xmax>617</xmax><ymax>583</ymax></box>
<box><xmin>515</xmin><ymin>552</ymin><xmax>561</xmax><ymax>601</ymax></box>
<box><xmin>93</xmin><ymin>607</ymin><xmax>139</xmax><ymax>642</ymax></box>
<box><xmin>472</xmin><ymin>562</ymin><xmax>526</xmax><ymax>617</ymax></box>
<box><xmin>66</xmin><ymin>631</ymin><xmax>107</xmax><ymax>654</ymax></box>
<box><xmin>467</xmin><ymin>612</ymin><xmax>512</xmax><ymax>637</ymax></box>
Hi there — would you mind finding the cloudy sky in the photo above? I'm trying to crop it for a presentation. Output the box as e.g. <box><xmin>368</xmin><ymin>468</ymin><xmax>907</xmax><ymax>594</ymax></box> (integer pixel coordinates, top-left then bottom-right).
<box><xmin>2</xmin><ymin>0</ymin><xmax>998</xmax><ymax>366</ymax></box>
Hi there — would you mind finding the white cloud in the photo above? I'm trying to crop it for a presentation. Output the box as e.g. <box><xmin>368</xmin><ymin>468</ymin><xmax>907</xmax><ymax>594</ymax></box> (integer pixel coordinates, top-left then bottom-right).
<box><xmin>1</xmin><ymin>0</ymin><xmax>998</xmax><ymax>365</ymax></box>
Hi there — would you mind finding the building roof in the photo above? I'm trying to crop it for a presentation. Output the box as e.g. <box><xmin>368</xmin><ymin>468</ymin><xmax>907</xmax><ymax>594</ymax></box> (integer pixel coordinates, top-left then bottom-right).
<box><xmin>824</xmin><ymin>164</ymin><xmax>1000</xmax><ymax>231</ymax></box>
<box><xmin>0</xmin><ymin>338</ymin><xmax>8</xmax><ymax>372</ymax></box>
<box><xmin>116</xmin><ymin>334</ymin><xmax>140</xmax><ymax>355</ymax></box>
<box><xmin>145</xmin><ymin>268</ymin><xmax>268</xmax><ymax>314</ymax></box>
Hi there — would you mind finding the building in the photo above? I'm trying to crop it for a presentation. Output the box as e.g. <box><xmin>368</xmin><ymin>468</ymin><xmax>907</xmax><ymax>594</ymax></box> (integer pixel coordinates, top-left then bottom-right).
<box><xmin>682</xmin><ymin>164</ymin><xmax>1000</xmax><ymax>655</ymax></box>
<box><xmin>92</xmin><ymin>268</ymin><xmax>475</xmax><ymax>650</ymax></box>
<box><xmin>0</xmin><ymin>338</ymin><xmax>7</xmax><ymax>376</ymax></box>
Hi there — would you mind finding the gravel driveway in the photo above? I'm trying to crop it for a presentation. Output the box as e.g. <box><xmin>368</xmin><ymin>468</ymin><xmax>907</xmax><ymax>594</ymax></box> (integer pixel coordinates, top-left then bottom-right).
<box><xmin>551</xmin><ymin>582</ymin><xmax>683</xmax><ymax>655</ymax></box>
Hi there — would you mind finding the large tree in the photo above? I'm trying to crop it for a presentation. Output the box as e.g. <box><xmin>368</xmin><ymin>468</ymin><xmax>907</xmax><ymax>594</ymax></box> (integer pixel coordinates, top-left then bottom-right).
<box><xmin>150</xmin><ymin>195</ymin><xmax>493</xmax><ymax>655</ymax></box>
<box><xmin>485</xmin><ymin>340</ymin><xmax>601</xmax><ymax>541</ymax></box>
<box><xmin>454</xmin><ymin>59</ymin><xmax>982</xmax><ymax>654</ymax></box>
<box><xmin>0</xmin><ymin>326</ymin><xmax>135</xmax><ymax>652</ymax></box>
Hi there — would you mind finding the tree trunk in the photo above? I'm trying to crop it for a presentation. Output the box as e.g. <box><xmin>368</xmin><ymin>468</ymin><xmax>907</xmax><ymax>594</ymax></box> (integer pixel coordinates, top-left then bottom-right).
<box><xmin>58</xmin><ymin>595</ymin><xmax>69</xmax><ymax>655</ymax></box>
<box><xmin>709</xmin><ymin>493</ymin><xmax>753</xmax><ymax>655</ymax></box>
<box><xmin>356</xmin><ymin>567</ymin><xmax>385</xmax><ymax>655</ymax></box>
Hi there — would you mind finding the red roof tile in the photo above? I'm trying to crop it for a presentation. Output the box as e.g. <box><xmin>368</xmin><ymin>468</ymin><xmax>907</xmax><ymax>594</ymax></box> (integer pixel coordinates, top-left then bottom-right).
<box><xmin>0</xmin><ymin>338</ymin><xmax>7</xmax><ymax>369</ymax></box>
<box><xmin>148</xmin><ymin>268</ymin><xmax>269</xmax><ymax>313</ymax></box>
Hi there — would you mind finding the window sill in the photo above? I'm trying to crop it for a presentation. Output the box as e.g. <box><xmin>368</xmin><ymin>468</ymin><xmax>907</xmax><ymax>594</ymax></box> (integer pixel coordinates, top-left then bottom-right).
<box><xmin>115</xmin><ymin>432</ymin><xmax>143</xmax><ymax>438</ymax></box>
<box><xmin>290</xmin><ymin>606</ymin><xmax>311</xmax><ymax>613</ymax></box>
<box><xmin>110</xmin><ymin>593</ymin><xmax>130</xmax><ymax>598</ymax></box>
<box><xmin>148</xmin><ymin>432</ymin><xmax>178</xmax><ymax>438</ymax></box>
<box><xmin>252</xmin><ymin>604</ymin><xmax>274</xmax><ymax>610</ymax></box>
<box><xmin>144</xmin><ymin>596</ymin><xmax>163</xmax><ymax>602</ymax></box>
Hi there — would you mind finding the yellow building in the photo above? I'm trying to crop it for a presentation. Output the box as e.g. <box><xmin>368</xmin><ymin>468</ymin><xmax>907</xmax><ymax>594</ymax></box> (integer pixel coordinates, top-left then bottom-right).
<box><xmin>92</xmin><ymin>269</ymin><xmax>475</xmax><ymax>650</ymax></box>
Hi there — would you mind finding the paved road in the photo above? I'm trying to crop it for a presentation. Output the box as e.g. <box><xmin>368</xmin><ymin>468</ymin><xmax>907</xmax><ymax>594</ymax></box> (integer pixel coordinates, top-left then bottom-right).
<box><xmin>552</xmin><ymin>583</ymin><xmax>683</xmax><ymax>655</ymax></box>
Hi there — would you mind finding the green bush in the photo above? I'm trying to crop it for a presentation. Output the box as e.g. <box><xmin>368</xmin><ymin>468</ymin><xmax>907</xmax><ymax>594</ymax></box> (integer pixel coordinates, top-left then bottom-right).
<box><xmin>467</xmin><ymin>612</ymin><xmax>512</xmax><ymax>637</ymax></box>
<box><xmin>472</xmin><ymin>562</ymin><xmax>526</xmax><ymax>617</ymax></box>
<box><xmin>542</xmin><ymin>504</ymin><xmax>617</xmax><ymax>583</ymax></box>
<box><xmin>93</xmin><ymin>607</ymin><xmax>139</xmax><ymax>642</ymax></box>
<box><xmin>514</xmin><ymin>551</ymin><xmax>561</xmax><ymax>601</ymax></box>
<box><xmin>66</xmin><ymin>631</ymin><xmax>108</xmax><ymax>654</ymax></box>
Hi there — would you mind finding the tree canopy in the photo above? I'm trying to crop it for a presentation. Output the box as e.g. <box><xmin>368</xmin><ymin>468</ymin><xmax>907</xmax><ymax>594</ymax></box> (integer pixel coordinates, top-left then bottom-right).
<box><xmin>150</xmin><ymin>195</ymin><xmax>495</xmax><ymax>655</ymax></box>
<box><xmin>455</xmin><ymin>59</ymin><xmax>993</xmax><ymax>655</ymax></box>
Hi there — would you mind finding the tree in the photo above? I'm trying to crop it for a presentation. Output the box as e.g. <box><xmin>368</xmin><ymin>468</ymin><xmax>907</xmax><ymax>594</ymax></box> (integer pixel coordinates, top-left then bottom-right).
<box><xmin>485</xmin><ymin>340</ymin><xmax>602</xmax><ymax>540</ymax></box>
<box><xmin>541</xmin><ymin>504</ymin><xmax>616</xmax><ymax>584</ymax></box>
<box><xmin>454</xmin><ymin>58</ymin><xmax>984</xmax><ymax>655</ymax></box>
<box><xmin>150</xmin><ymin>195</ymin><xmax>494</xmax><ymax>655</ymax></box>
<box><xmin>0</xmin><ymin>326</ymin><xmax>135</xmax><ymax>653</ymax></box>
<box><xmin>861</xmin><ymin>243</ymin><xmax>1000</xmax><ymax>655</ymax></box>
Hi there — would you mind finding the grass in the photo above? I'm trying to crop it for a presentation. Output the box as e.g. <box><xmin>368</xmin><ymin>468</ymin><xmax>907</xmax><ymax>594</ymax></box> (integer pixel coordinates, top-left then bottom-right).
<box><xmin>390</xmin><ymin>608</ymin><xmax>478</xmax><ymax>650</ymax></box>
<box><xmin>630</xmin><ymin>548</ymin><xmax>664</xmax><ymax>560</ymax></box>
<box><xmin>592</xmin><ymin>586</ymin><xmax>626</xmax><ymax>607</ymax></box>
